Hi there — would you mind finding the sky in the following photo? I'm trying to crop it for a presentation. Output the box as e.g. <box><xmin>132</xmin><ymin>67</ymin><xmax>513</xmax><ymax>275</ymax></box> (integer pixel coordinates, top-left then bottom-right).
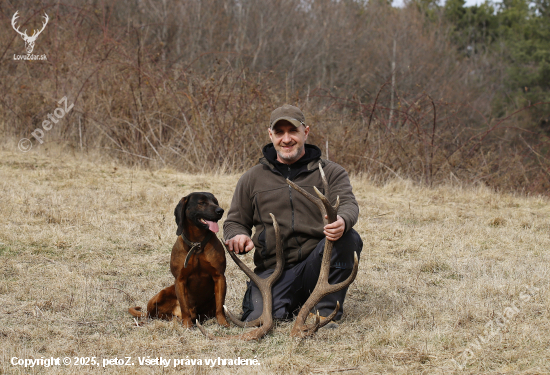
<box><xmin>392</xmin><ymin>0</ymin><xmax>500</xmax><ymax>7</ymax></box>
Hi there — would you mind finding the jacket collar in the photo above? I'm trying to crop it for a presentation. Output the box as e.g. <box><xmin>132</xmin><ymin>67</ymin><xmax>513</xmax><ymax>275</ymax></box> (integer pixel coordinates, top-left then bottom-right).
<box><xmin>260</xmin><ymin>157</ymin><xmax>325</xmax><ymax>172</ymax></box>
<box><xmin>259</xmin><ymin>143</ymin><xmax>324</xmax><ymax>176</ymax></box>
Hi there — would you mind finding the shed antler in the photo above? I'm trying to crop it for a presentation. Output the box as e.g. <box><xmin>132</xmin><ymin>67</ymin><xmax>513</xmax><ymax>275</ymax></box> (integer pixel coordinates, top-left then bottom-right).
<box><xmin>287</xmin><ymin>164</ymin><xmax>359</xmax><ymax>338</ymax></box>
<box><xmin>197</xmin><ymin>213</ymin><xmax>284</xmax><ymax>341</ymax></box>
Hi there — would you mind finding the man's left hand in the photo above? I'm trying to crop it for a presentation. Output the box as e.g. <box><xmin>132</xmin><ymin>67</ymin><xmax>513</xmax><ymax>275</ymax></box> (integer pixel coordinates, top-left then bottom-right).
<box><xmin>324</xmin><ymin>215</ymin><xmax>345</xmax><ymax>241</ymax></box>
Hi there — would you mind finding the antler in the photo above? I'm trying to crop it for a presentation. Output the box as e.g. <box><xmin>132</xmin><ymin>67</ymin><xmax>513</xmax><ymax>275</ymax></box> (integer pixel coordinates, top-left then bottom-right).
<box><xmin>11</xmin><ymin>11</ymin><xmax>28</xmax><ymax>38</ymax></box>
<box><xmin>31</xmin><ymin>13</ymin><xmax>49</xmax><ymax>39</ymax></box>
<box><xmin>11</xmin><ymin>12</ymin><xmax>48</xmax><ymax>40</ymax></box>
<box><xmin>197</xmin><ymin>213</ymin><xmax>284</xmax><ymax>340</ymax></box>
<box><xmin>287</xmin><ymin>164</ymin><xmax>359</xmax><ymax>338</ymax></box>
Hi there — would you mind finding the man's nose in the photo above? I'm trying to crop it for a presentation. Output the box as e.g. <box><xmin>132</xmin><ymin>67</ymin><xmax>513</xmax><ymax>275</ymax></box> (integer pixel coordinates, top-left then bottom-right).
<box><xmin>281</xmin><ymin>132</ymin><xmax>292</xmax><ymax>143</ymax></box>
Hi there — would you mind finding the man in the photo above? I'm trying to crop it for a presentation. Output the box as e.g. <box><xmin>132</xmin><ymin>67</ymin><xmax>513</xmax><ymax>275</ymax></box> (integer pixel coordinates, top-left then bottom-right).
<box><xmin>224</xmin><ymin>104</ymin><xmax>363</xmax><ymax>323</ymax></box>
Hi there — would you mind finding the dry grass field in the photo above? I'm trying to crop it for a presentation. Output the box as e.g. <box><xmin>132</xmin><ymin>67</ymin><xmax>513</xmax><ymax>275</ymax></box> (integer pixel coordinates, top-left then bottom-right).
<box><xmin>0</xmin><ymin>144</ymin><xmax>549</xmax><ymax>374</ymax></box>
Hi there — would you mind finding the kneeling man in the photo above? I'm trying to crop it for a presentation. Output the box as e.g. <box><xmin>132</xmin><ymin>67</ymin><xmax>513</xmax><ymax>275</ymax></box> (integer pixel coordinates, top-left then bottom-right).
<box><xmin>224</xmin><ymin>104</ymin><xmax>363</xmax><ymax>323</ymax></box>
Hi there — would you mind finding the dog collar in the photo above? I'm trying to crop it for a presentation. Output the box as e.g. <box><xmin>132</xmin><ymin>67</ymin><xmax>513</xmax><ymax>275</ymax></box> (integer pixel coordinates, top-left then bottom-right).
<box><xmin>181</xmin><ymin>231</ymin><xmax>213</xmax><ymax>268</ymax></box>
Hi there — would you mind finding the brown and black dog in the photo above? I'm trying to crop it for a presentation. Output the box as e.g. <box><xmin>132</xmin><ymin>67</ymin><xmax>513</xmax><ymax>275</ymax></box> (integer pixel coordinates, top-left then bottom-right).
<box><xmin>129</xmin><ymin>192</ymin><xmax>230</xmax><ymax>328</ymax></box>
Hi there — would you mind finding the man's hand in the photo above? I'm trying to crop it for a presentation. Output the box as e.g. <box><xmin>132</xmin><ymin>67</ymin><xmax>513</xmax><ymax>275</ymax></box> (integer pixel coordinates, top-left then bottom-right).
<box><xmin>226</xmin><ymin>234</ymin><xmax>254</xmax><ymax>254</ymax></box>
<box><xmin>324</xmin><ymin>215</ymin><xmax>345</xmax><ymax>241</ymax></box>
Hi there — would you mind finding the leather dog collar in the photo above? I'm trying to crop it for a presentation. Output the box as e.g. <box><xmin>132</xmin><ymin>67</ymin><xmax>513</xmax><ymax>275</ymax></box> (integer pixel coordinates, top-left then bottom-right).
<box><xmin>181</xmin><ymin>231</ymin><xmax>213</xmax><ymax>268</ymax></box>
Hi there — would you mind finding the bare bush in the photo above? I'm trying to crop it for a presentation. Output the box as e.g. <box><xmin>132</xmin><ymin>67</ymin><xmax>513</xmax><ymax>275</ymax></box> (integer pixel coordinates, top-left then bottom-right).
<box><xmin>0</xmin><ymin>0</ymin><xmax>548</xmax><ymax>193</ymax></box>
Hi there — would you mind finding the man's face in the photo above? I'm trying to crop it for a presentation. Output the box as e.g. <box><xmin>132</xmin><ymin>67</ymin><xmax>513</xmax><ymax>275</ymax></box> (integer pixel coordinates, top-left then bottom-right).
<box><xmin>268</xmin><ymin>120</ymin><xmax>310</xmax><ymax>165</ymax></box>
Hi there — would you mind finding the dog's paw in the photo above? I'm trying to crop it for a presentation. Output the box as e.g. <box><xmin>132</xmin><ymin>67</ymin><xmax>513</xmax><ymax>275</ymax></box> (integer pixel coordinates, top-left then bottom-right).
<box><xmin>182</xmin><ymin>319</ymin><xmax>194</xmax><ymax>329</ymax></box>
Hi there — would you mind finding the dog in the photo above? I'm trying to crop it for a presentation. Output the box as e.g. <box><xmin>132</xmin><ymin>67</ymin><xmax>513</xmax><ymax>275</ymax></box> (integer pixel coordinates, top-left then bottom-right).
<box><xmin>129</xmin><ymin>192</ymin><xmax>230</xmax><ymax>328</ymax></box>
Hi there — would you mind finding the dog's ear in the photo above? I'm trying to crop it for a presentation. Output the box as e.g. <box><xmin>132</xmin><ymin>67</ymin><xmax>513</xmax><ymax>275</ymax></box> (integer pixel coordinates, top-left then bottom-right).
<box><xmin>174</xmin><ymin>196</ymin><xmax>189</xmax><ymax>236</ymax></box>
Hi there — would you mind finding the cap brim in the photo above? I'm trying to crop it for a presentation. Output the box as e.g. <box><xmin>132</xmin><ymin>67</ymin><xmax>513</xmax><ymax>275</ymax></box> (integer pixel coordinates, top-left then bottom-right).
<box><xmin>270</xmin><ymin>117</ymin><xmax>303</xmax><ymax>129</ymax></box>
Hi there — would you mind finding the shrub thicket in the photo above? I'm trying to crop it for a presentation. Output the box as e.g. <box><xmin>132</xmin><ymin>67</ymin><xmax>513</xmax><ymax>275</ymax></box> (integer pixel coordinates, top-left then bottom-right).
<box><xmin>1</xmin><ymin>0</ymin><xmax>548</xmax><ymax>193</ymax></box>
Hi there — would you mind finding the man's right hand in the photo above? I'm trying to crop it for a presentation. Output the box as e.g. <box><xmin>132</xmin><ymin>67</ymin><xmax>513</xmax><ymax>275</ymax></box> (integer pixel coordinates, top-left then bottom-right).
<box><xmin>225</xmin><ymin>235</ymin><xmax>254</xmax><ymax>254</ymax></box>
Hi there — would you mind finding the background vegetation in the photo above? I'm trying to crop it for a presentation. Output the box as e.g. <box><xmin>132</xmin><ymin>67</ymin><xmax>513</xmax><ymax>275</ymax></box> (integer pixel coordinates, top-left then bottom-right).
<box><xmin>1</xmin><ymin>0</ymin><xmax>549</xmax><ymax>193</ymax></box>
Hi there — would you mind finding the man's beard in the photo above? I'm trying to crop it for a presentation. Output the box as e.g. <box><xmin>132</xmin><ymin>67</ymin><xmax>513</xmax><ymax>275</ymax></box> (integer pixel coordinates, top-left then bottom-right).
<box><xmin>276</xmin><ymin>144</ymin><xmax>304</xmax><ymax>164</ymax></box>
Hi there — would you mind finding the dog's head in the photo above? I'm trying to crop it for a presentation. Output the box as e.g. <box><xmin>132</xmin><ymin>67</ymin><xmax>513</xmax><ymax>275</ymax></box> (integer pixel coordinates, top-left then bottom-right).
<box><xmin>174</xmin><ymin>192</ymin><xmax>224</xmax><ymax>236</ymax></box>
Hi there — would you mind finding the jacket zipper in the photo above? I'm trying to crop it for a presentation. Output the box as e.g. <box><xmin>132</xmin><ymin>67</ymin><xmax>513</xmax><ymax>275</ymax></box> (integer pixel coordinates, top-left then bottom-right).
<box><xmin>254</xmin><ymin>195</ymin><xmax>267</xmax><ymax>259</ymax></box>
<box><xmin>287</xmin><ymin>166</ymin><xmax>302</xmax><ymax>261</ymax></box>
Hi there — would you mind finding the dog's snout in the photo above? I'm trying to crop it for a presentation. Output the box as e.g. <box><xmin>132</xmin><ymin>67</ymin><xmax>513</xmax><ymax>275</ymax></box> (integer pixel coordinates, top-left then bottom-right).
<box><xmin>215</xmin><ymin>207</ymin><xmax>224</xmax><ymax>216</ymax></box>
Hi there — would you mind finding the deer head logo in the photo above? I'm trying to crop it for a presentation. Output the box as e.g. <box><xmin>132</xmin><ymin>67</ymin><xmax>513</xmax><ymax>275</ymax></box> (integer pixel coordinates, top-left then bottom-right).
<box><xmin>11</xmin><ymin>11</ymin><xmax>49</xmax><ymax>55</ymax></box>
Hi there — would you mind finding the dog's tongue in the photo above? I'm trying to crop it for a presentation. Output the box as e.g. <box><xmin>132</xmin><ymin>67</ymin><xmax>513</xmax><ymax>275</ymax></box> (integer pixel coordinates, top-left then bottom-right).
<box><xmin>205</xmin><ymin>220</ymin><xmax>219</xmax><ymax>233</ymax></box>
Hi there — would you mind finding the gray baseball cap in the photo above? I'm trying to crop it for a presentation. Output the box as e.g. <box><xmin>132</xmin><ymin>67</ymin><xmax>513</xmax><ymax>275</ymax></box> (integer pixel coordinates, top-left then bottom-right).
<box><xmin>269</xmin><ymin>104</ymin><xmax>306</xmax><ymax>129</ymax></box>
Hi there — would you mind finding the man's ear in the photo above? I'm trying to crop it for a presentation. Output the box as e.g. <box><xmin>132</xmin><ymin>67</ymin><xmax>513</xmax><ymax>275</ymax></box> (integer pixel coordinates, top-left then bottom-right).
<box><xmin>174</xmin><ymin>196</ymin><xmax>189</xmax><ymax>236</ymax></box>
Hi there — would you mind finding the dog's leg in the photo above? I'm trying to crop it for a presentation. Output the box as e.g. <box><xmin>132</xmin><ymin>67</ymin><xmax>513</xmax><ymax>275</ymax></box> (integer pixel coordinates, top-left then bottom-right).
<box><xmin>175</xmin><ymin>279</ymin><xmax>194</xmax><ymax>328</ymax></box>
<box><xmin>212</xmin><ymin>273</ymin><xmax>230</xmax><ymax>327</ymax></box>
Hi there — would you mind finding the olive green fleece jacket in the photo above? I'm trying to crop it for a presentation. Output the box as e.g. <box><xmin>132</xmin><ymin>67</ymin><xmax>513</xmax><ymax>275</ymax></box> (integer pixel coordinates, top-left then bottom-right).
<box><xmin>223</xmin><ymin>156</ymin><xmax>359</xmax><ymax>273</ymax></box>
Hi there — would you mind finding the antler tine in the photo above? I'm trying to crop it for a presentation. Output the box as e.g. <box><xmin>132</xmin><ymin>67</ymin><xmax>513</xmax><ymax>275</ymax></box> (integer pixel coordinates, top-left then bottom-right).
<box><xmin>319</xmin><ymin>164</ymin><xmax>329</xmax><ymax>198</ymax></box>
<box><xmin>299</xmin><ymin>300</ymin><xmax>340</xmax><ymax>334</ymax></box>
<box><xmin>317</xmin><ymin>164</ymin><xmax>339</xmax><ymax>220</ymax></box>
<box><xmin>313</xmin><ymin>186</ymin><xmax>339</xmax><ymax>222</ymax></box>
<box><xmin>267</xmin><ymin>213</ymin><xmax>285</xmax><ymax>281</ymax></box>
<box><xmin>315</xmin><ymin>301</ymin><xmax>339</xmax><ymax>330</ymax></box>
<box><xmin>198</xmin><ymin>213</ymin><xmax>284</xmax><ymax>340</ymax></box>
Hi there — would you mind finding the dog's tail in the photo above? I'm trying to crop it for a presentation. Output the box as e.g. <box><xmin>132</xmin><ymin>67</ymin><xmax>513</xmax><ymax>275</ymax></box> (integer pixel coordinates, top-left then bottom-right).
<box><xmin>128</xmin><ymin>306</ymin><xmax>147</xmax><ymax>318</ymax></box>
